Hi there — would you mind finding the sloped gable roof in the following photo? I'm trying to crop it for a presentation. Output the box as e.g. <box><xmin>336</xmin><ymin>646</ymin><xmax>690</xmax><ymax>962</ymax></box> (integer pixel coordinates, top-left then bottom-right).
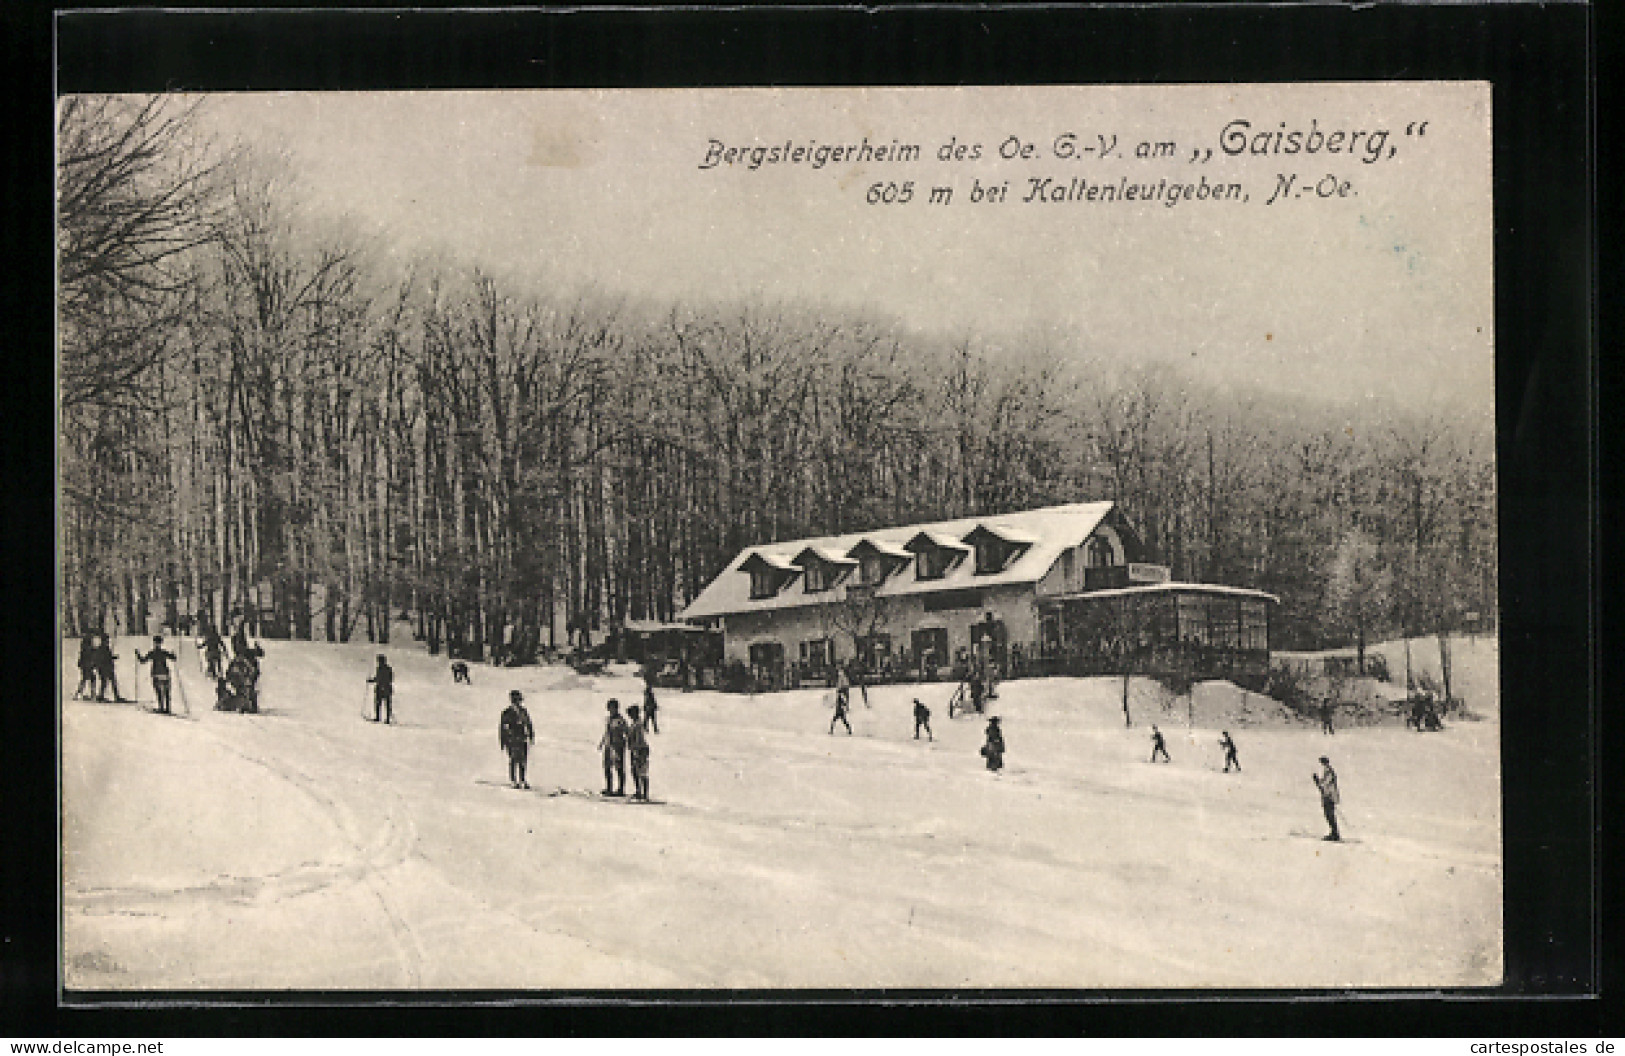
<box><xmin>680</xmin><ymin>501</ymin><xmax>1116</xmax><ymax>619</ymax></box>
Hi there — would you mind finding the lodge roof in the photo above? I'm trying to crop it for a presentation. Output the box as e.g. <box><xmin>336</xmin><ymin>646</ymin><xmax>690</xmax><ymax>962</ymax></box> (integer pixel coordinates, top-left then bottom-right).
<box><xmin>680</xmin><ymin>501</ymin><xmax>1116</xmax><ymax>620</ymax></box>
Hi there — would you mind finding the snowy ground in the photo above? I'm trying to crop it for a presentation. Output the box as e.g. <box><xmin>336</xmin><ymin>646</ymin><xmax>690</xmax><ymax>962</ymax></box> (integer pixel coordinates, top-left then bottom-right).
<box><xmin>61</xmin><ymin>635</ymin><xmax>1501</xmax><ymax>990</ymax></box>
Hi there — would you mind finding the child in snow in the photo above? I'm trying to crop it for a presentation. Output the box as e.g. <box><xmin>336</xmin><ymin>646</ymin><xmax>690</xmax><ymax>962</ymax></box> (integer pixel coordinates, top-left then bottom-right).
<box><xmin>626</xmin><ymin>704</ymin><xmax>651</xmax><ymax>801</ymax></box>
<box><xmin>981</xmin><ymin>716</ymin><xmax>1004</xmax><ymax>771</ymax></box>
<box><xmin>1149</xmin><ymin>725</ymin><xmax>1170</xmax><ymax>763</ymax></box>
<box><xmin>913</xmin><ymin>698</ymin><xmax>933</xmax><ymax>741</ymax></box>
<box><xmin>598</xmin><ymin>699</ymin><xmax>629</xmax><ymax>795</ymax></box>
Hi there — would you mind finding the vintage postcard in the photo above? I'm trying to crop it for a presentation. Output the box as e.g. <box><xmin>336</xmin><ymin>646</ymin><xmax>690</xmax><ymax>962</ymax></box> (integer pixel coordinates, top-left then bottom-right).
<box><xmin>58</xmin><ymin>83</ymin><xmax>1498</xmax><ymax>990</ymax></box>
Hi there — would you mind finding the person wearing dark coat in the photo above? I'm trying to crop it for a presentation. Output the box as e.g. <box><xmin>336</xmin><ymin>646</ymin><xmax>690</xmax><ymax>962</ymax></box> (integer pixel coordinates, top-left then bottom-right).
<box><xmin>367</xmin><ymin>654</ymin><xmax>394</xmax><ymax>724</ymax></box>
<box><xmin>200</xmin><ymin>628</ymin><xmax>225</xmax><ymax>680</ymax></box>
<box><xmin>981</xmin><ymin>716</ymin><xmax>1005</xmax><ymax>771</ymax></box>
<box><xmin>74</xmin><ymin>636</ymin><xmax>97</xmax><ymax>699</ymax></box>
<box><xmin>598</xmin><ymin>699</ymin><xmax>629</xmax><ymax>796</ymax></box>
<box><xmin>829</xmin><ymin>691</ymin><xmax>852</xmax><ymax>735</ymax></box>
<box><xmin>913</xmin><ymin>698</ymin><xmax>933</xmax><ymax>741</ymax></box>
<box><xmin>134</xmin><ymin>635</ymin><xmax>178</xmax><ymax>714</ymax></box>
<box><xmin>1149</xmin><ymin>725</ymin><xmax>1171</xmax><ymax>763</ymax></box>
<box><xmin>499</xmin><ymin>690</ymin><xmax>535</xmax><ymax>789</ymax></box>
<box><xmin>93</xmin><ymin>634</ymin><xmax>128</xmax><ymax>703</ymax></box>
<box><xmin>1219</xmin><ymin>731</ymin><xmax>1241</xmax><ymax>772</ymax></box>
<box><xmin>627</xmin><ymin>704</ymin><xmax>651</xmax><ymax>801</ymax></box>
<box><xmin>1313</xmin><ymin>756</ymin><xmax>1341</xmax><ymax>841</ymax></box>
<box><xmin>642</xmin><ymin>679</ymin><xmax>660</xmax><ymax>733</ymax></box>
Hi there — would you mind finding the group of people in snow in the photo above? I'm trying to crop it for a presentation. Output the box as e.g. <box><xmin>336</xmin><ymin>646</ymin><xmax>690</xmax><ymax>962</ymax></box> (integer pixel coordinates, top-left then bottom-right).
<box><xmin>72</xmin><ymin>633</ymin><xmax>129</xmax><ymax>704</ymax></box>
<box><xmin>490</xmin><ymin>675</ymin><xmax>662</xmax><ymax>801</ymax></box>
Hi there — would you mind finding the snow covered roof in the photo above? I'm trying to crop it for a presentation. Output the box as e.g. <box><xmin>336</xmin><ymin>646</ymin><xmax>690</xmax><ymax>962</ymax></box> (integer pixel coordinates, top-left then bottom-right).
<box><xmin>1038</xmin><ymin>581</ymin><xmax>1280</xmax><ymax>605</ymax></box>
<box><xmin>792</xmin><ymin>545</ymin><xmax>859</xmax><ymax>567</ymax></box>
<box><xmin>965</xmin><ymin>522</ymin><xmax>1039</xmax><ymax>546</ymax></box>
<box><xmin>680</xmin><ymin>501</ymin><xmax>1116</xmax><ymax>619</ymax></box>
<box><xmin>905</xmin><ymin>529</ymin><xmax>974</xmax><ymax>552</ymax></box>
<box><xmin>847</xmin><ymin>538</ymin><xmax>911</xmax><ymax>561</ymax></box>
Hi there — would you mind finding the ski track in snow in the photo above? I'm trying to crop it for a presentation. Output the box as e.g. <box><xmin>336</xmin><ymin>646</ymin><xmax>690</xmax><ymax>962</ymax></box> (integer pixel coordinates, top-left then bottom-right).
<box><xmin>61</xmin><ymin>635</ymin><xmax>1503</xmax><ymax>989</ymax></box>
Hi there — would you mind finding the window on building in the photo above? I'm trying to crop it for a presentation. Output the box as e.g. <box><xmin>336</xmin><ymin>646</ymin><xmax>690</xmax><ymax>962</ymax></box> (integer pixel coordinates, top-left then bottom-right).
<box><xmin>917</xmin><ymin>548</ymin><xmax>957</xmax><ymax>581</ymax></box>
<box><xmin>1177</xmin><ymin>595</ymin><xmax>1211</xmax><ymax>646</ymax></box>
<box><xmin>860</xmin><ymin>555</ymin><xmax>890</xmax><ymax>586</ymax></box>
<box><xmin>1240</xmin><ymin>599</ymin><xmax>1269</xmax><ymax>652</ymax></box>
<box><xmin>749</xmin><ymin>570</ymin><xmax>778</xmax><ymax>599</ymax></box>
<box><xmin>804</xmin><ymin>562</ymin><xmax>829</xmax><ymax>592</ymax></box>
<box><xmin>800</xmin><ymin>638</ymin><xmax>833</xmax><ymax>674</ymax></box>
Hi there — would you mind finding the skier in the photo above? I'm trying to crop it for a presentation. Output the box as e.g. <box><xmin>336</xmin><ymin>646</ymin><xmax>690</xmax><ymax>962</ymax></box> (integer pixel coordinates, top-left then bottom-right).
<box><xmin>913</xmin><ymin>698</ymin><xmax>933</xmax><ymax>741</ymax></box>
<box><xmin>134</xmin><ymin>635</ymin><xmax>178</xmax><ymax>714</ymax></box>
<box><xmin>1320</xmin><ymin>701</ymin><xmax>1336</xmax><ymax>735</ymax></box>
<box><xmin>499</xmin><ymin>690</ymin><xmax>535</xmax><ymax>789</ymax></box>
<box><xmin>73</xmin><ymin>635</ymin><xmax>97</xmax><ymax>700</ymax></box>
<box><xmin>829</xmin><ymin>688</ymin><xmax>852</xmax><ymax>735</ymax></box>
<box><xmin>980</xmin><ymin>716</ymin><xmax>1004</xmax><ymax>772</ymax></box>
<box><xmin>221</xmin><ymin>650</ymin><xmax>260</xmax><ymax>712</ymax></box>
<box><xmin>200</xmin><ymin>627</ymin><xmax>225</xmax><ymax>680</ymax></box>
<box><xmin>853</xmin><ymin>661</ymin><xmax>870</xmax><ymax>707</ymax></box>
<box><xmin>835</xmin><ymin>666</ymin><xmax>851</xmax><ymax>712</ymax></box>
<box><xmin>451</xmin><ymin>660</ymin><xmax>471</xmax><ymax>684</ymax></box>
<box><xmin>1313</xmin><ymin>756</ymin><xmax>1341</xmax><ymax>841</ymax></box>
<box><xmin>969</xmin><ymin>670</ymin><xmax>986</xmax><ymax>714</ymax></box>
<box><xmin>231</xmin><ymin>621</ymin><xmax>251</xmax><ymax>661</ymax></box>
<box><xmin>93</xmin><ymin>634</ymin><xmax>128</xmax><ymax>703</ymax></box>
<box><xmin>1219</xmin><ymin>731</ymin><xmax>1241</xmax><ymax>772</ymax></box>
<box><xmin>642</xmin><ymin>678</ymin><xmax>660</xmax><ymax>734</ymax></box>
<box><xmin>626</xmin><ymin>704</ymin><xmax>651</xmax><ymax>801</ymax></box>
<box><xmin>1149</xmin><ymin>725</ymin><xmax>1171</xmax><ymax>763</ymax></box>
<box><xmin>367</xmin><ymin>654</ymin><xmax>394</xmax><ymax>724</ymax></box>
<box><xmin>598</xmin><ymin>699</ymin><xmax>629</xmax><ymax>796</ymax></box>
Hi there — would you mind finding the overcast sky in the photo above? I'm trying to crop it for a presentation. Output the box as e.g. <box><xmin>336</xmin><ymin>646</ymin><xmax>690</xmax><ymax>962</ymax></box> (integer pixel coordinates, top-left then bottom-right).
<box><xmin>195</xmin><ymin>83</ymin><xmax>1493</xmax><ymax>419</ymax></box>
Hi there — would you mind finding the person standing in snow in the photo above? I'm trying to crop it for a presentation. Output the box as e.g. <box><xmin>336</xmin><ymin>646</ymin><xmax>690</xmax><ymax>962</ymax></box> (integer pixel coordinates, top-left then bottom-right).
<box><xmin>598</xmin><ymin>699</ymin><xmax>629</xmax><ymax>796</ymax></box>
<box><xmin>1219</xmin><ymin>731</ymin><xmax>1241</xmax><ymax>772</ymax></box>
<box><xmin>499</xmin><ymin>690</ymin><xmax>535</xmax><ymax>789</ymax></box>
<box><xmin>626</xmin><ymin>704</ymin><xmax>651</xmax><ymax>801</ymax></box>
<box><xmin>73</xmin><ymin>635</ymin><xmax>97</xmax><ymax>700</ymax></box>
<box><xmin>1320</xmin><ymin>701</ymin><xmax>1336</xmax><ymax>735</ymax></box>
<box><xmin>367</xmin><ymin>654</ymin><xmax>394</xmax><ymax>724</ymax></box>
<box><xmin>1149</xmin><ymin>725</ymin><xmax>1171</xmax><ymax>763</ymax></box>
<box><xmin>913</xmin><ymin>698</ymin><xmax>933</xmax><ymax>741</ymax></box>
<box><xmin>200</xmin><ymin>626</ymin><xmax>225</xmax><ymax>680</ymax></box>
<box><xmin>134</xmin><ymin>635</ymin><xmax>178</xmax><ymax>714</ymax></box>
<box><xmin>642</xmin><ymin>677</ymin><xmax>660</xmax><ymax>733</ymax></box>
<box><xmin>231</xmin><ymin>620</ymin><xmax>251</xmax><ymax>661</ymax></box>
<box><xmin>1313</xmin><ymin>756</ymin><xmax>1341</xmax><ymax>841</ymax></box>
<box><xmin>980</xmin><ymin>716</ymin><xmax>1004</xmax><ymax>771</ymax></box>
<box><xmin>829</xmin><ymin>688</ymin><xmax>853</xmax><ymax>735</ymax></box>
<box><xmin>93</xmin><ymin>634</ymin><xmax>128</xmax><ymax>703</ymax></box>
<box><xmin>835</xmin><ymin>666</ymin><xmax>851</xmax><ymax>711</ymax></box>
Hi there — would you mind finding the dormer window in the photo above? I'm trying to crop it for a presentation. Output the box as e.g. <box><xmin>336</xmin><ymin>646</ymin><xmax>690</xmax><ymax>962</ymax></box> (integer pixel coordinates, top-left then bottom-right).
<box><xmin>847</xmin><ymin>539</ymin><xmax>911</xmax><ymax>587</ymax></box>
<box><xmin>905</xmin><ymin>531</ymin><xmax>970</xmax><ymax>581</ymax></box>
<box><xmin>791</xmin><ymin>546</ymin><xmax>857</xmax><ymax>595</ymax></box>
<box><xmin>741</xmin><ymin>553</ymin><xmax>799</xmax><ymax>600</ymax></box>
<box><xmin>963</xmin><ymin>524</ymin><xmax>1035</xmax><ymax>575</ymax></box>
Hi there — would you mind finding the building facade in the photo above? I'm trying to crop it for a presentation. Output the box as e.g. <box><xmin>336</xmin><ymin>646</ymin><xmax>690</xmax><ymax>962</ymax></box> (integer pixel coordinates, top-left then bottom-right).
<box><xmin>680</xmin><ymin>502</ymin><xmax>1277</xmax><ymax>689</ymax></box>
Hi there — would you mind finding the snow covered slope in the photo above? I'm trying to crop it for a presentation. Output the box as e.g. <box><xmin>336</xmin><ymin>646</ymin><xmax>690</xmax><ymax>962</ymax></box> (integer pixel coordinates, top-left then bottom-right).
<box><xmin>61</xmin><ymin>636</ymin><xmax>1501</xmax><ymax>989</ymax></box>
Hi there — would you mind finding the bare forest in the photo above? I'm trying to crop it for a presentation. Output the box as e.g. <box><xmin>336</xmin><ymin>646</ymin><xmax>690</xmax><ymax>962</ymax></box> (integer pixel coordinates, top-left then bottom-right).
<box><xmin>58</xmin><ymin>96</ymin><xmax>1497</xmax><ymax>661</ymax></box>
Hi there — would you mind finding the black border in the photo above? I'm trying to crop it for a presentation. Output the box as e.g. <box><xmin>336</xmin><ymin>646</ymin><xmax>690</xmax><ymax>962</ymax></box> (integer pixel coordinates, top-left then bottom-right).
<box><xmin>7</xmin><ymin>2</ymin><xmax>1603</xmax><ymax>1037</ymax></box>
